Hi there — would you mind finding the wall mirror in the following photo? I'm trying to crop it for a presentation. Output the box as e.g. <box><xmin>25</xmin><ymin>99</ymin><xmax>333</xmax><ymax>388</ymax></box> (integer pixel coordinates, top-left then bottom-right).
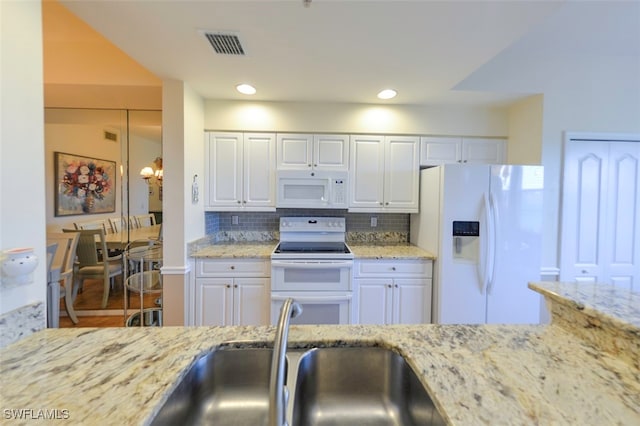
<box><xmin>45</xmin><ymin>107</ymin><xmax>162</xmax><ymax>317</ymax></box>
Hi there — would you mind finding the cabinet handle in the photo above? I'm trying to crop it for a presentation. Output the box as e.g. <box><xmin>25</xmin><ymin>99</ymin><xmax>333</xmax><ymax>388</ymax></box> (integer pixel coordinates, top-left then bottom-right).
<box><xmin>379</xmin><ymin>202</ymin><xmax>384</xmax><ymax>206</ymax></box>
<box><xmin>581</xmin><ymin>270</ymin><xmax>588</xmax><ymax>274</ymax></box>
<box><xmin>226</xmin><ymin>284</ymin><xmax>231</xmax><ymax>288</ymax></box>
<box><xmin>242</xmin><ymin>200</ymin><xmax>246</xmax><ymax>204</ymax></box>
<box><xmin>391</xmin><ymin>266</ymin><xmax>396</xmax><ymax>271</ymax></box>
<box><xmin>234</xmin><ymin>284</ymin><xmax>238</xmax><ymax>288</ymax></box>
<box><xmin>394</xmin><ymin>284</ymin><xmax>399</xmax><ymax>288</ymax></box>
<box><xmin>237</xmin><ymin>200</ymin><xmax>241</xmax><ymax>204</ymax></box>
<box><xmin>463</xmin><ymin>160</ymin><xmax>468</xmax><ymax>163</ymax></box>
<box><xmin>313</xmin><ymin>163</ymin><xmax>317</xmax><ymax>167</ymax></box>
<box><xmin>385</xmin><ymin>202</ymin><xmax>389</xmax><ymax>206</ymax></box>
<box><xmin>308</xmin><ymin>164</ymin><xmax>312</xmax><ymax>167</ymax></box>
<box><xmin>387</xmin><ymin>284</ymin><xmax>392</xmax><ymax>288</ymax></box>
<box><xmin>230</xmin><ymin>266</ymin><xmax>235</xmax><ymax>270</ymax></box>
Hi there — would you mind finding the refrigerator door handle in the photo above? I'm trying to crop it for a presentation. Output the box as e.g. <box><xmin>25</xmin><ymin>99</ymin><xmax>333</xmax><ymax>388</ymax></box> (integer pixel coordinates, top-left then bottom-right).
<box><xmin>486</xmin><ymin>192</ymin><xmax>498</xmax><ymax>294</ymax></box>
<box><xmin>479</xmin><ymin>192</ymin><xmax>492</xmax><ymax>295</ymax></box>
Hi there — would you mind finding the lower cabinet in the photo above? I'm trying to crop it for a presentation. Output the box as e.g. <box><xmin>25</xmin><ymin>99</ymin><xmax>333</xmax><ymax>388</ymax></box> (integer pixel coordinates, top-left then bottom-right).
<box><xmin>194</xmin><ymin>259</ymin><xmax>270</xmax><ymax>326</ymax></box>
<box><xmin>354</xmin><ymin>259</ymin><xmax>432</xmax><ymax>324</ymax></box>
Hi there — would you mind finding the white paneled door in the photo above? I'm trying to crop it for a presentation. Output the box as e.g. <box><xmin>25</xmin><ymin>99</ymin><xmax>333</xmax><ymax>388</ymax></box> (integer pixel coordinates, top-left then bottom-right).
<box><xmin>560</xmin><ymin>137</ymin><xmax>640</xmax><ymax>291</ymax></box>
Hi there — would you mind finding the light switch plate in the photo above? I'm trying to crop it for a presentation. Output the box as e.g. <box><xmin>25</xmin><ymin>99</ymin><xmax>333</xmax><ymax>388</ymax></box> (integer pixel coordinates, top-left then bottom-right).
<box><xmin>232</xmin><ymin>215</ymin><xmax>239</xmax><ymax>225</ymax></box>
<box><xmin>370</xmin><ymin>217</ymin><xmax>377</xmax><ymax>227</ymax></box>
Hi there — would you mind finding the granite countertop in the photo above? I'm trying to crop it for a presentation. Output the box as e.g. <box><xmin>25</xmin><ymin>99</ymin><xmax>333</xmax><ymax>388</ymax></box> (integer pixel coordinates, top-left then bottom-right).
<box><xmin>348</xmin><ymin>243</ymin><xmax>436</xmax><ymax>259</ymax></box>
<box><xmin>190</xmin><ymin>241</ymin><xmax>277</xmax><ymax>258</ymax></box>
<box><xmin>189</xmin><ymin>239</ymin><xmax>435</xmax><ymax>260</ymax></box>
<box><xmin>1</xmin><ymin>283</ymin><xmax>638</xmax><ymax>425</ymax></box>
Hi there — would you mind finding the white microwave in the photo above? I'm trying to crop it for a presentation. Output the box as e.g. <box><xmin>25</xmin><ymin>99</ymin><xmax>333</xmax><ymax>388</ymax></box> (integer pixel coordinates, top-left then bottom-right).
<box><xmin>276</xmin><ymin>170</ymin><xmax>348</xmax><ymax>209</ymax></box>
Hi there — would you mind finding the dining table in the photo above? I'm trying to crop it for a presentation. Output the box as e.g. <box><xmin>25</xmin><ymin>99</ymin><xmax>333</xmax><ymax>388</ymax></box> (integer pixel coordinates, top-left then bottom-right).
<box><xmin>105</xmin><ymin>224</ymin><xmax>162</xmax><ymax>250</ymax></box>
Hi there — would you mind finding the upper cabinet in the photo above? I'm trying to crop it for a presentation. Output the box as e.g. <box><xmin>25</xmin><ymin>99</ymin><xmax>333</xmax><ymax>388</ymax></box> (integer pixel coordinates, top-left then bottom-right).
<box><xmin>277</xmin><ymin>133</ymin><xmax>349</xmax><ymax>171</ymax></box>
<box><xmin>420</xmin><ymin>136</ymin><xmax>506</xmax><ymax>166</ymax></box>
<box><xmin>349</xmin><ymin>135</ymin><xmax>419</xmax><ymax>213</ymax></box>
<box><xmin>205</xmin><ymin>132</ymin><xmax>276</xmax><ymax>211</ymax></box>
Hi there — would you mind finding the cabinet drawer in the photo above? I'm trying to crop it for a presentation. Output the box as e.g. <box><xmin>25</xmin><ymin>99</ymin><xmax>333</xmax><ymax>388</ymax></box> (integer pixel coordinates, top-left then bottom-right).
<box><xmin>197</xmin><ymin>259</ymin><xmax>270</xmax><ymax>277</ymax></box>
<box><xmin>355</xmin><ymin>260</ymin><xmax>432</xmax><ymax>278</ymax></box>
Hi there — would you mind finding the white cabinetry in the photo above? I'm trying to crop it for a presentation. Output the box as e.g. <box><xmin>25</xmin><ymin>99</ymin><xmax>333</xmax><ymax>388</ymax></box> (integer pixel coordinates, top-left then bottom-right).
<box><xmin>349</xmin><ymin>135</ymin><xmax>419</xmax><ymax>212</ymax></box>
<box><xmin>194</xmin><ymin>259</ymin><xmax>270</xmax><ymax>326</ymax></box>
<box><xmin>420</xmin><ymin>136</ymin><xmax>506</xmax><ymax>166</ymax></box>
<box><xmin>205</xmin><ymin>132</ymin><xmax>276</xmax><ymax>211</ymax></box>
<box><xmin>354</xmin><ymin>259</ymin><xmax>432</xmax><ymax>325</ymax></box>
<box><xmin>277</xmin><ymin>133</ymin><xmax>349</xmax><ymax>171</ymax></box>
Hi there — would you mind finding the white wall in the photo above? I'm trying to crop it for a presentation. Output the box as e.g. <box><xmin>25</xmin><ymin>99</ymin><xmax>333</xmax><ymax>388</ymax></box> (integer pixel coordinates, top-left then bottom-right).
<box><xmin>162</xmin><ymin>80</ymin><xmax>205</xmax><ymax>326</ymax></box>
<box><xmin>539</xmin><ymin>57</ymin><xmax>640</xmax><ymax>270</ymax></box>
<box><xmin>0</xmin><ymin>1</ymin><xmax>46</xmax><ymax>315</ymax></box>
<box><xmin>204</xmin><ymin>100</ymin><xmax>509</xmax><ymax>137</ymax></box>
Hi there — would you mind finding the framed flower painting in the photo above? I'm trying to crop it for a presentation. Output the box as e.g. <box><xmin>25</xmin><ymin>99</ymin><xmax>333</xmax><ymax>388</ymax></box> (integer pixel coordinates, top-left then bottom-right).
<box><xmin>54</xmin><ymin>152</ymin><xmax>116</xmax><ymax>216</ymax></box>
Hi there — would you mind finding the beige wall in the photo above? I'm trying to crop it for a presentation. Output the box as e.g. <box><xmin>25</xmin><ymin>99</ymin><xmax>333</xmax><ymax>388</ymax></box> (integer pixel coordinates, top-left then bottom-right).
<box><xmin>204</xmin><ymin>100</ymin><xmax>509</xmax><ymax>137</ymax></box>
<box><xmin>0</xmin><ymin>1</ymin><xmax>47</xmax><ymax>316</ymax></box>
<box><xmin>507</xmin><ymin>94</ymin><xmax>544</xmax><ymax>164</ymax></box>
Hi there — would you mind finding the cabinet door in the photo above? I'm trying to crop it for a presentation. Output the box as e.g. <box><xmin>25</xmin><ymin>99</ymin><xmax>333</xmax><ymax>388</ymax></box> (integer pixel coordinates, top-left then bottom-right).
<box><xmin>461</xmin><ymin>138</ymin><xmax>506</xmax><ymax>164</ymax></box>
<box><xmin>314</xmin><ymin>134</ymin><xmax>349</xmax><ymax>171</ymax></box>
<box><xmin>206</xmin><ymin>133</ymin><xmax>243</xmax><ymax>208</ymax></box>
<box><xmin>243</xmin><ymin>133</ymin><xmax>276</xmax><ymax>209</ymax></box>
<box><xmin>234</xmin><ymin>278</ymin><xmax>269</xmax><ymax>325</ymax></box>
<box><xmin>393</xmin><ymin>279</ymin><xmax>431</xmax><ymax>324</ymax></box>
<box><xmin>356</xmin><ymin>279</ymin><xmax>392</xmax><ymax>324</ymax></box>
<box><xmin>384</xmin><ymin>136</ymin><xmax>419</xmax><ymax>212</ymax></box>
<box><xmin>420</xmin><ymin>136</ymin><xmax>461</xmax><ymax>165</ymax></box>
<box><xmin>277</xmin><ymin>133</ymin><xmax>312</xmax><ymax>170</ymax></box>
<box><xmin>195</xmin><ymin>278</ymin><xmax>233</xmax><ymax>326</ymax></box>
<box><xmin>349</xmin><ymin>135</ymin><xmax>385</xmax><ymax>210</ymax></box>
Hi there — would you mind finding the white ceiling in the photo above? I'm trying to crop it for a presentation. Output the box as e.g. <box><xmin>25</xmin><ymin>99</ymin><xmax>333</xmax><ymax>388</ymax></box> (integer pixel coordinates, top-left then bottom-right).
<box><xmin>53</xmin><ymin>0</ymin><xmax>639</xmax><ymax>108</ymax></box>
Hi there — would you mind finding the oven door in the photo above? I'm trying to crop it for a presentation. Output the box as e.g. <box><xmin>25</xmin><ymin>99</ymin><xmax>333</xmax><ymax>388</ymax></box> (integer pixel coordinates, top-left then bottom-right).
<box><xmin>271</xmin><ymin>259</ymin><xmax>352</xmax><ymax>291</ymax></box>
<box><xmin>271</xmin><ymin>292</ymin><xmax>352</xmax><ymax>325</ymax></box>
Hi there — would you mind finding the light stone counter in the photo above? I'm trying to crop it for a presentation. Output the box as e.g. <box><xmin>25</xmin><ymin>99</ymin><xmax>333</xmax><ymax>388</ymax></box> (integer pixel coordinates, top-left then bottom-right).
<box><xmin>1</xmin><ymin>282</ymin><xmax>638</xmax><ymax>425</ymax></box>
<box><xmin>190</xmin><ymin>241</ymin><xmax>277</xmax><ymax>259</ymax></box>
<box><xmin>349</xmin><ymin>243</ymin><xmax>436</xmax><ymax>260</ymax></box>
<box><xmin>189</xmin><ymin>240</ymin><xmax>435</xmax><ymax>260</ymax></box>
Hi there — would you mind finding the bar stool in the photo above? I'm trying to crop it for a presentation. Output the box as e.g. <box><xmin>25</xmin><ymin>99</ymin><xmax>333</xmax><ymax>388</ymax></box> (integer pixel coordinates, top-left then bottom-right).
<box><xmin>123</xmin><ymin>239</ymin><xmax>163</xmax><ymax>327</ymax></box>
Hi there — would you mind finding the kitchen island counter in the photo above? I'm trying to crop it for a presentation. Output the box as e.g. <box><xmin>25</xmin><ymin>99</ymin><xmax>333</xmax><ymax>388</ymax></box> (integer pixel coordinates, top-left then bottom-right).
<box><xmin>1</xmin><ymin>282</ymin><xmax>637</xmax><ymax>425</ymax></box>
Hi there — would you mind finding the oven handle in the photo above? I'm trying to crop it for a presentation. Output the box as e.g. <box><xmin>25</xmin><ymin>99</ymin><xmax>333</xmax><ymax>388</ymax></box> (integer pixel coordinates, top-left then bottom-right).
<box><xmin>271</xmin><ymin>294</ymin><xmax>352</xmax><ymax>302</ymax></box>
<box><xmin>271</xmin><ymin>260</ymin><xmax>353</xmax><ymax>269</ymax></box>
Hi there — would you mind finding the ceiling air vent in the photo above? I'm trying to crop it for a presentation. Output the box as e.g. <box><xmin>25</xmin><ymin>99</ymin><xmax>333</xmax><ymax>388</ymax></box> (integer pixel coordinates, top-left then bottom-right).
<box><xmin>203</xmin><ymin>32</ymin><xmax>246</xmax><ymax>56</ymax></box>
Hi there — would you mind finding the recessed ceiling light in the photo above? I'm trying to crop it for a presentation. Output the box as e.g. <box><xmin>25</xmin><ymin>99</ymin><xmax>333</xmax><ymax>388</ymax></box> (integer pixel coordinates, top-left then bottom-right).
<box><xmin>236</xmin><ymin>84</ymin><xmax>256</xmax><ymax>95</ymax></box>
<box><xmin>377</xmin><ymin>89</ymin><xmax>397</xmax><ymax>100</ymax></box>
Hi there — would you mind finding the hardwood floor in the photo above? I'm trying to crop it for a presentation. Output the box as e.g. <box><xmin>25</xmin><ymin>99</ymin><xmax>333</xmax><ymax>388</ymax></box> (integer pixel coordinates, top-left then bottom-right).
<box><xmin>58</xmin><ymin>277</ymin><xmax>161</xmax><ymax>328</ymax></box>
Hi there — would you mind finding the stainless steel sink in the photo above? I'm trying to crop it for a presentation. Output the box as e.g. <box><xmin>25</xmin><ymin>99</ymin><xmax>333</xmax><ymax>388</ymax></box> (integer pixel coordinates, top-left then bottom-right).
<box><xmin>292</xmin><ymin>347</ymin><xmax>446</xmax><ymax>426</ymax></box>
<box><xmin>150</xmin><ymin>346</ymin><xmax>445</xmax><ymax>426</ymax></box>
<box><xmin>150</xmin><ymin>347</ymin><xmax>277</xmax><ymax>426</ymax></box>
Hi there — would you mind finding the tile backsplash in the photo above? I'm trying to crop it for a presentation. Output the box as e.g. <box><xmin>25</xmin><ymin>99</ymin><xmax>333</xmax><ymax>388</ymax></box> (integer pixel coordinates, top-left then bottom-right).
<box><xmin>205</xmin><ymin>210</ymin><xmax>410</xmax><ymax>243</ymax></box>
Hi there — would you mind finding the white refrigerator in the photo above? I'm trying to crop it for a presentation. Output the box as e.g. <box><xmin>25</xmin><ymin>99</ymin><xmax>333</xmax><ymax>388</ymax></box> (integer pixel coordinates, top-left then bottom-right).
<box><xmin>410</xmin><ymin>164</ymin><xmax>544</xmax><ymax>324</ymax></box>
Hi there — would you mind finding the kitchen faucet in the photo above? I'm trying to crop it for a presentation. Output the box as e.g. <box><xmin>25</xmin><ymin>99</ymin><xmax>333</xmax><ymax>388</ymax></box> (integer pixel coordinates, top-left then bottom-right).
<box><xmin>269</xmin><ymin>298</ymin><xmax>302</xmax><ymax>426</ymax></box>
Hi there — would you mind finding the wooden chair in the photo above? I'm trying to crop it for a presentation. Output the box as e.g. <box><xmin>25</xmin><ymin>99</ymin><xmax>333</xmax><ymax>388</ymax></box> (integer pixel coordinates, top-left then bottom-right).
<box><xmin>128</xmin><ymin>216</ymin><xmax>140</xmax><ymax>229</ymax></box>
<box><xmin>75</xmin><ymin>219</ymin><xmax>109</xmax><ymax>234</ymax></box>
<box><xmin>47</xmin><ymin>232</ymin><xmax>81</xmax><ymax>325</ymax></box>
<box><xmin>63</xmin><ymin>228</ymin><xmax>122</xmax><ymax>309</ymax></box>
<box><xmin>134</xmin><ymin>214</ymin><xmax>157</xmax><ymax>228</ymax></box>
<box><xmin>109</xmin><ymin>217</ymin><xmax>126</xmax><ymax>233</ymax></box>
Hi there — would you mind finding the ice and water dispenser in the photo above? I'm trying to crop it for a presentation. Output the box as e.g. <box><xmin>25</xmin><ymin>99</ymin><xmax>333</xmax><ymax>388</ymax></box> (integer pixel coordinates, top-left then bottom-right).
<box><xmin>452</xmin><ymin>221</ymin><xmax>480</xmax><ymax>263</ymax></box>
